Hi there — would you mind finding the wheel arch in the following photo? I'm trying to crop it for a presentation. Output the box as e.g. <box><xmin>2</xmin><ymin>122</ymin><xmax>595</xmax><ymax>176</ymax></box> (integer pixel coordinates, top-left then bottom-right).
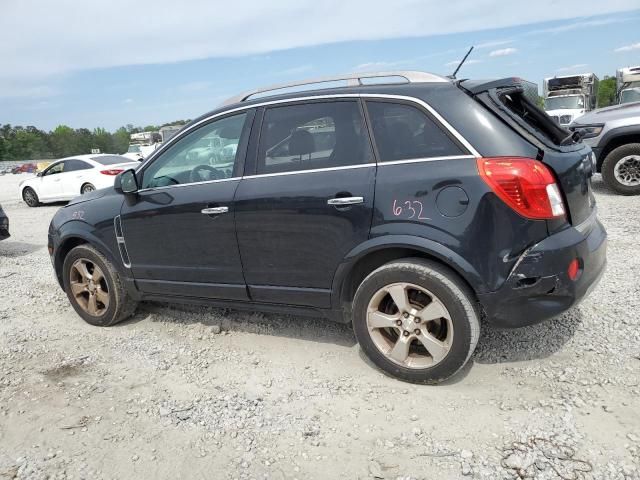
<box><xmin>53</xmin><ymin>230</ymin><xmax>124</xmax><ymax>290</ymax></box>
<box><xmin>331</xmin><ymin>235</ymin><xmax>486</xmax><ymax>313</ymax></box>
<box><xmin>597</xmin><ymin>127</ymin><xmax>640</xmax><ymax>171</ymax></box>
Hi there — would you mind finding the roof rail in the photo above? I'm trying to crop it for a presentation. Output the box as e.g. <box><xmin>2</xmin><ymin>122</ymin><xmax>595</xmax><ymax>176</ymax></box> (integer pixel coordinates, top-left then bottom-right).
<box><xmin>221</xmin><ymin>71</ymin><xmax>448</xmax><ymax>106</ymax></box>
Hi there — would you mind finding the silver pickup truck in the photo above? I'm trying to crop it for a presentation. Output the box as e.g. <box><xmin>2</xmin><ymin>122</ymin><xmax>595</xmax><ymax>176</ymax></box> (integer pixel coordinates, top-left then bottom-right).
<box><xmin>571</xmin><ymin>102</ymin><xmax>640</xmax><ymax>195</ymax></box>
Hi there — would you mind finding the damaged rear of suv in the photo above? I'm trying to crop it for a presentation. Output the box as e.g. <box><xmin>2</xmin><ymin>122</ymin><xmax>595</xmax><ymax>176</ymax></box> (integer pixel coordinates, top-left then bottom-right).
<box><xmin>48</xmin><ymin>72</ymin><xmax>606</xmax><ymax>384</ymax></box>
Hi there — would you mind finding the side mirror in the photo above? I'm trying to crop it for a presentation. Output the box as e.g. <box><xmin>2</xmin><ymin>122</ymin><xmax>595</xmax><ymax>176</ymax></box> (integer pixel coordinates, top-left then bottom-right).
<box><xmin>36</xmin><ymin>171</ymin><xmax>43</xmax><ymax>177</ymax></box>
<box><xmin>114</xmin><ymin>169</ymin><xmax>139</xmax><ymax>194</ymax></box>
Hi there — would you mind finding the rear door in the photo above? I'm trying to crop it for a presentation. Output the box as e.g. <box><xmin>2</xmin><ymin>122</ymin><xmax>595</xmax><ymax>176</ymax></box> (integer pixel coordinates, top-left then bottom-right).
<box><xmin>61</xmin><ymin>159</ymin><xmax>93</xmax><ymax>197</ymax></box>
<box><xmin>234</xmin><ymin>99</ymin><xmax>375</xmax><ymax>308</ymax></box>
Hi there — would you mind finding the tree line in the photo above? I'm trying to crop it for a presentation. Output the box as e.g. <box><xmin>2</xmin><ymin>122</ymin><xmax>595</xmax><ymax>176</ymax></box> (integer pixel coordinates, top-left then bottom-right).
<box><xmin>0</xmin><ymin>79</ymin><xmax>621</xmax><ymax>163</ymax></box>
<box><xmin>0</xmin><ymin>120</ymin><xmax>190</xmax><ymax>162</ymax></box>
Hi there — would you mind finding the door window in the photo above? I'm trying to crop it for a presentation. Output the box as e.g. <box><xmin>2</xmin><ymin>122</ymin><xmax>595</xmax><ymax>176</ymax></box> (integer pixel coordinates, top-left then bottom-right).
<box><xmin>141</xmin><ymin>112</ymin><xmax>248</xmax><ymax>189</ymax></box>
<box><xmin>44</xmin><ymin>162</ymin><xmax>65</xmax><ymax>176</ymax></box>
<box><xmin>365</xmin><ymin>101</ymin><xmax>464</xmax><ymax>161</ymax></box>
<box><xmin>65</xmin><ymin>160</ymin><xmax>93</xmax><ymax>171</ymax></box>
<box><xmin>257</xmin><ymin>101</ymin><xmax>372</xmax><ymax>175</ymax></box>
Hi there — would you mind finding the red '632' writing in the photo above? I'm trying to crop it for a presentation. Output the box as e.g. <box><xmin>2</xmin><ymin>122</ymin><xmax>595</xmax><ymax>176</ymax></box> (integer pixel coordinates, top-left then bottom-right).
<box><xmin>392</xmin><ymin>199</ymin><xmax>429</xmax><ymax>220</ymax></box>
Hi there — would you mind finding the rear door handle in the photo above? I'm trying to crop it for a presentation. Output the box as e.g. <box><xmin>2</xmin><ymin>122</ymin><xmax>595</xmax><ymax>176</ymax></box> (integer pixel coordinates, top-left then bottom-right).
<box><xmin>201</xmin><ymin>206</ymin><xmax>229</xmax><ymax>215</ymax></box>
<box><xmin>327</xmin><ymin>196</ymin><xmax>364</xmax><ymax>206</ymax></box>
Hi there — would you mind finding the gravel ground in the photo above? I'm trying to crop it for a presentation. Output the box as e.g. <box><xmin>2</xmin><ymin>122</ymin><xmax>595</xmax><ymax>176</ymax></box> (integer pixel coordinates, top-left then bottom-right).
<box><xmin>0</xmin><ymin>173</ymin><xmax>638</xmax><ymax>480</ymax></box>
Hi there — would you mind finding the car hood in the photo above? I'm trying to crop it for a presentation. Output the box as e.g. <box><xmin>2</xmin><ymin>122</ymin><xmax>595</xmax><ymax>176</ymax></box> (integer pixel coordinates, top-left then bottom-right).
<box><xmin>66</xmin><ymin>187</ymin><xmax>111</xmax><ymax>206</ymax></box>
<box><xmin>572</xmin><ymin>101</ymin><xmax>640</xmax><ymax>125</ymax></box>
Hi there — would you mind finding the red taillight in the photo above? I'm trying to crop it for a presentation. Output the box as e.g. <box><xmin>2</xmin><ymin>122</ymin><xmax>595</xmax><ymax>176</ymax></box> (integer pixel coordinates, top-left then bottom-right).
<box><xmin>477</xmin><ymin>157</ymin><xmax>566</xmax><ymax>220</ymax></box>
<box><xmin>100</xmin><ymin>169</ymin><xmax>124</xmax><ymax>176</ymax></box>
<box><xmin>567</xmin><ymin>258</ymin><xmax>581</xmax><ymax>281</ymax></box>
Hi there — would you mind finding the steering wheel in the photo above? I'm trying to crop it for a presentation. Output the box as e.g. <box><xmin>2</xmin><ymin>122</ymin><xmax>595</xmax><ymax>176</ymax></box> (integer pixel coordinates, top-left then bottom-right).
<box><xmin>189</xmin><ymin>164</ymin><xmax>225</xmax><ymax>183</ymax></box>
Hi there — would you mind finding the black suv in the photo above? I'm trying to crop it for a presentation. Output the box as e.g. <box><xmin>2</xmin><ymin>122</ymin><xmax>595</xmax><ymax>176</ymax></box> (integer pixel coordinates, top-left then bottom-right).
<box><xmin>48</xmin><ymin>72</ymin><xmax>607</xmax><ymax>383</ymax></box>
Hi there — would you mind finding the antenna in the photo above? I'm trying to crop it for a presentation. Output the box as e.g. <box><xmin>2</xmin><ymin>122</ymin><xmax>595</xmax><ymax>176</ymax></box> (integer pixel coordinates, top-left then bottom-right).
<box><xmin>450</xmin><ymin>46</ymin><xmax>474</xmax><ymax>79</ymax></box>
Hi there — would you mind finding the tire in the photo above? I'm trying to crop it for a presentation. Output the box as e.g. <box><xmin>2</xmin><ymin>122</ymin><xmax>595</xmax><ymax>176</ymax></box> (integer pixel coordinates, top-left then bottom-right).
<box><xmin>81</xmin><ymin>183</ymin><xmax>96</xmax><ymax>194</ymax></box>
<box><xmin>22</xmin><ymin>187</ymin><xmax>40</xmax><ymax>207</ymax></box>
<box><xmin>601</xmin><ymin>143</ymin><xmax>640</xmax><ymax>195</ymax></box>
<box><xmin>62</xmin><ymin>244</ymin><xmax>137</xmax><ymax>327</ymax></box>
<box><xmin>352</xmin><ymin>258</ymin><xmax>480</xmax><ymax>384</ymax></box>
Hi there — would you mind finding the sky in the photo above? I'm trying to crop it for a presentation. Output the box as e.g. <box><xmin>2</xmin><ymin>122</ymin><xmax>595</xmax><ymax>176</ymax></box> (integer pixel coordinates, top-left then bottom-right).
<box><xmin>1</xmin><ymin>0</ymin><xmax>639</xmax><ymax>131</ymax></box>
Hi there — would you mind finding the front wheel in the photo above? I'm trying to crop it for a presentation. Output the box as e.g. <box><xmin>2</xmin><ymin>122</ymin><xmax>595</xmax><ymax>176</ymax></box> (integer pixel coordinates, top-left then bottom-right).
<box><xmin>352</xmin><ymin>259</ymin><xmax>480</xmax><ymax>384</ymax></box>
<box><xmin>62</xmin><ymin>244</ymin><xmax>137</xmax><ymax>327</ymax></box>
<box><xmin>601</xmin><ymin>143</ymin><xmax>640</xmax><ymax>195</ymax></box>
<box><xmin>22</xmin><ymin>187</ymin><xmax>40</xmax><ymax>207</ymax></box>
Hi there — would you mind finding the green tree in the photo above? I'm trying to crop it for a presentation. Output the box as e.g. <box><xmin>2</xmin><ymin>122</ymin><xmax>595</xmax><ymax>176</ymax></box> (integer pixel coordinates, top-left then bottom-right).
<box><xmin>598</xmin><ymin>77</ymin><xmax>617</xmax><ymax>108</ymax></box>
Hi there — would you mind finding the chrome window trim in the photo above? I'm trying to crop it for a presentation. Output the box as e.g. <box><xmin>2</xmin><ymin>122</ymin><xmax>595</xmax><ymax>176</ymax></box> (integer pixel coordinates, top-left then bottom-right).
<box><xmin>243</xmin><ymin>163</ymin><xmax>376</xmax><ymax>180</ymax></box>
<box><xmin>136</xmin><ymin>176</ymin><xmax>240</xmax><ymax>194</ymax></box>
<box><xmin>135</xmin><ymin>93</ymin><xmax>481</xmax><ymax>190</ymax></box>
<box><xmin>377</xmin><ymin>155</ymin><xmax>476</xmax><ymax>166</ymax></box>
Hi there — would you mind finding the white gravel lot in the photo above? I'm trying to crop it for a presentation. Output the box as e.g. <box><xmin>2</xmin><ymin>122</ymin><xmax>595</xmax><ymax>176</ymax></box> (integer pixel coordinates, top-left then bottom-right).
<box><xmin>0</xmin><ymin>172</ymin><xmax>639</xmax><ymax>480</ymax></box>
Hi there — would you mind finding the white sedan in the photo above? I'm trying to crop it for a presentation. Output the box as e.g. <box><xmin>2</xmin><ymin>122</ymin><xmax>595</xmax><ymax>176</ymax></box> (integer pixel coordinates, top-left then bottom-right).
<box><xmin>19</xmin><ymin>154</ymin><xmax>139</xmax><ymax>207</ymax></box>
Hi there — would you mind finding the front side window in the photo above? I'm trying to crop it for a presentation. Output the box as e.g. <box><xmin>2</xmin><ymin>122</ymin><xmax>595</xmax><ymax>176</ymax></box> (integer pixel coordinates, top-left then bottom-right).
<box><xmin>257</xmin><ymin>101</ymin><xmax>372</xmax><ymax>175</ymax></box>
<box><xmin>366</xmin><ymin>101</ymin><xmax>464</xmax><ymax>161</ymax></box>
<box><xmin>142</xmin><ymin>112</ymin><xmax>248</xmax><ymax>189</ymax></box>
<box><xmin>44</xmin><ymin>162</ymin><xmax>65</xmax><ymax>176</ymax></box>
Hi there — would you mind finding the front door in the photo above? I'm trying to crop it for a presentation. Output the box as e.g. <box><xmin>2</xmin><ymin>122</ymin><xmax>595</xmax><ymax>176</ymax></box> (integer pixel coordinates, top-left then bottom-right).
<box><xmin>234</xmin><ymin>99</ymin><xmax>375</xmax><ymax>308</ymax></box>
<box><xmin>119</xmin><ymin>110</ymin><xmax>254</xmax><ymax>300</ymax></box>
<box><xmin>39</xmin><ymin>160</ymin><xmax>67</xmax><ymax>200</ymax></box>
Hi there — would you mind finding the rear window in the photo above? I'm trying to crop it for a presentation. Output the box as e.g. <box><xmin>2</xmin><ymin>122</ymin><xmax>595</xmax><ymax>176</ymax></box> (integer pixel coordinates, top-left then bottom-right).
<box><xmin>92</xmin><ymin>155</ymin><xmax>130</xmax><ymax>165</ymax></box>
<box><xmin>494</xmin><ymin>89</ymin><xmax>571</xmax><ymax>146</ymax></box>
<box><xmin>366</xmin><ymin>101</ymin><xmax>464</xmax><ymax>162</ymax></box>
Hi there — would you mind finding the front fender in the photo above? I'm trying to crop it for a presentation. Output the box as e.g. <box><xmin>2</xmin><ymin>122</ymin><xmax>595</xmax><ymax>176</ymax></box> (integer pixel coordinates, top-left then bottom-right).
<box><xmin>51</xmin><ymin>219</ymin><xmax>126</xmax><ymax>289</ymax></box>
<box><xmin>330</xmin><ymin>234</ymin><xmax>487</xmax><ymax>310</ymax></box>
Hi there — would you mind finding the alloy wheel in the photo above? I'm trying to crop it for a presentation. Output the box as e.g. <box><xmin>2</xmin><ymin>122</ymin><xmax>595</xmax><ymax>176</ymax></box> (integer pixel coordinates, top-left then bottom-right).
<box><xmin>614</xmin><ymin>155</ymin><xmax>640</xmax><ymax>186</ymax></box>
<box><xmin>69</xmin><ymin>258</ymin><xmax>110</xmax><ymax>316</ymax></box>
<box><xmin>366</xmin><ymin>282</ymin><xmax>453</xmax><ymax>369</ymax></box>
<box><xmin>23</xmin><ymin>189</ymin><xmax>37</xmax><ymax>206</ymax></box>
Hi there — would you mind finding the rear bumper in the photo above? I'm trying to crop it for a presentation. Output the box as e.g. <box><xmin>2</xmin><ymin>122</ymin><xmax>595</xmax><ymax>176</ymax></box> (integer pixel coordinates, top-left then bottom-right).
<box><xmin>478</xmin><ymin>211</ymin><xmax>607</xmax><ymax>328</ymax></box>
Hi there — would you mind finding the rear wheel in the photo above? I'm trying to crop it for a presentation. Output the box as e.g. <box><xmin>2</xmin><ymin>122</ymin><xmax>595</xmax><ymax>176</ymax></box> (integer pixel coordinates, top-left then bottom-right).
<box><xmin>81</xmin><ymin>183</ymin><xmax>95</xmax><ymax>194</ymax></box>
<box><xmin>352</xmin><ymin>258</ymin><xmax>480</xmax><ymax>384</ymax></box>
<box><xmin>601</xmin><ymin>143</ymin><xmax>640</xmax><ymax>195</ymax></box>
<box><xmin>62</xmin><ymin>244</ymin><xmax>137</xmax><ymax>326</ymax></box>
<box><xmin>22</xmin><ymin>187</ymin><xmax>39</xmax><ymax>207</ymax></box>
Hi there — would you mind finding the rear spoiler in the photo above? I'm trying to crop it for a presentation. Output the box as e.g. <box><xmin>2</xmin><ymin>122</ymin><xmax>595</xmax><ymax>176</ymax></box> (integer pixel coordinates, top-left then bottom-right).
<box><xmin>458</xmin><ymin>77</ymin><xmax>534</xmax><ymax>95</ymax></box>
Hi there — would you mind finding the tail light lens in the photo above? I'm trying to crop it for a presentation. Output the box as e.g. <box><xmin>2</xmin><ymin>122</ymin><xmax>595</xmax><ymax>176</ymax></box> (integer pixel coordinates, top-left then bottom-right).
<box><xmin>567</xmin><ymin>258</ymin><xmax>581</xmax><ymax>281</ymax></box>
<box><xmin>100</xmin><ymin>169</ymin><xmax>124</xmax><ymax>176</ymax></box>
<box><xmin>477</xmin><ymin>157</ymin><xmax>566</xmax><ymax>220</ymax></box>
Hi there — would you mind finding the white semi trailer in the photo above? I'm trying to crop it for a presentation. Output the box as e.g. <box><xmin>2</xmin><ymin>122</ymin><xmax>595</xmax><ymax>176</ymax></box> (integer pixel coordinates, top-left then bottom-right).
<box><xmin>543</xmin><ymin>73</ymin><xmax>599</xmax><ymax>126</ymax></box>
<box><xmin>617</xmin><ymin>66</ymin><xmax>640</xmax><ymax>105</ymax></box>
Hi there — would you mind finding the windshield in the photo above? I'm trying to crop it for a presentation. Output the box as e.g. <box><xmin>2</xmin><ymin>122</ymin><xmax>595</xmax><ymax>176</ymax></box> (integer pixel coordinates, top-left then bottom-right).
<box><xmin>620</xmin><ymin>88</ymin><xmax>640</xmax><ymax>104</ymax></box>
<box><xmin>545</xmin><ymin>95</ymin><xmax>585</xmax><ymax>110</ymax></box>
<box><xmin>127</xmin><ymin>145</ymin><xmax>141</xmax><ymax>153</ymax></box>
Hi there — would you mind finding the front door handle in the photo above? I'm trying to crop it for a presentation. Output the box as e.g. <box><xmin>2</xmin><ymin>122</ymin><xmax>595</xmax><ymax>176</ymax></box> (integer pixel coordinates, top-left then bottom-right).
<box><xmin>327</xmin><ymin>196</ymin><xmax>364</xmax><ymax>206</ymax></box>
<box><xmin>201</xmin><ymin>206</ymin><xmax>229</xmax><ymax>215</ymax></box>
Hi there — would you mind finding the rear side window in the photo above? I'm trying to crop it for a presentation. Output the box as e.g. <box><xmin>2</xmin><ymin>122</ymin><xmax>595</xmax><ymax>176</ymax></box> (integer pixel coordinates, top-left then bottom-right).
<box><xmin>257</xmin><ymin>101</ymin><xmax>372</xmax><ymax>174</ymax></box>
<box><xmin>65</xmin><ymin>160</ymin><xmax>92</xmax><ymax>171</ymax></box>
<box><xmin>366</xmin><ymin>101</ymin><xmax>464</xmax><ymax>162</ymax></box>
<box><xmin>92</xmin><ymin>155</ymin><xmax>131</xmax><ymax>165</ymax></box>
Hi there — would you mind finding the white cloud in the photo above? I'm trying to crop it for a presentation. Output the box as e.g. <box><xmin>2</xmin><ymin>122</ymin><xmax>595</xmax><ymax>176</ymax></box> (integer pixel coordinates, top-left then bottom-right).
<box><xmin>489</xmin><ymin>47</ymin><xmax>518</xmax><ymax>57</ymax></box>
<box><xmin>615</xmin><ymin>42</ymin><xmax>640</xmax><ymax>52</ymax></box>
<box><xmin>123</xmin><ymin>98</ymin><xmax>134</xmax><ymax>104</ymax></box>
<box><xmin>556</xmin><ymin>63</ymin><xmax>589</xmax><ymax>72</ymax></box>
<box><xmin>526</xmin><ymin>15</ymin><xmax>637</xmax><ymax>35</ymax></box>
<box><xmin>0</xmin><ymin>0</ymin><xmax>637</xmax><ymax>95</ymax></box>
<box><xmin>475</xmin><ymin>39</ymin><xmax>513</xmax><ymax>49</ymax></box>
<box><xmin>444</xmin><ymin>59</ymin><xmax>482</xmax><ymax>67</ymax></box>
